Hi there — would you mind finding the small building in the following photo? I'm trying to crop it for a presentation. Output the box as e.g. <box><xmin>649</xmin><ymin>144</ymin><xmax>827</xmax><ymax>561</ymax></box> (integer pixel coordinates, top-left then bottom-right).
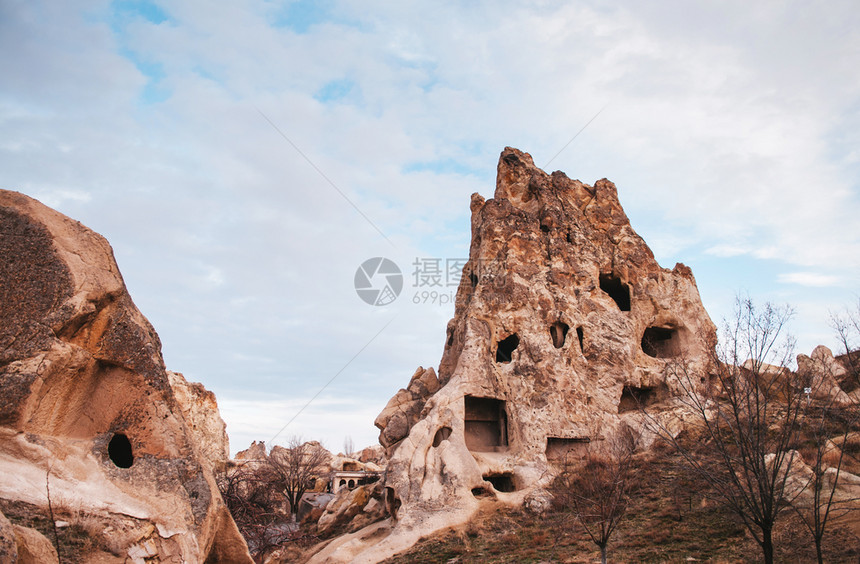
<box><xmin>329</xmin><ymin>470</ymin><xmax>384</xmax><ymax>492</ymax></box>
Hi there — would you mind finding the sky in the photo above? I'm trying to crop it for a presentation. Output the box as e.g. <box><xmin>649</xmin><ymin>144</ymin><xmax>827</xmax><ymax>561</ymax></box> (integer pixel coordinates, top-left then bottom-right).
<box><xmin>2</xmin><ymin>0</ymin><xmax>859</xmax><ymax>455</ymax></box>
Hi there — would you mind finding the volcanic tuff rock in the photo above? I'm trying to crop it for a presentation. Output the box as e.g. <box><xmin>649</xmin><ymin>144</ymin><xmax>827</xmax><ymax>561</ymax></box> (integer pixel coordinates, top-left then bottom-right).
<box><xmin>0</xmin><ymin>509</ymin><xmax>17</xmax><ymax>562</ymax></box>
<box><xmin>168</xmin><ymin>370</ymin><xmax>231</xmax><ymax>471</ymax></box>
<box><xmin>0</xmin><ymin>190</ymin><xmax>252</xmax><ymax>563</ymax></box>
<box><xmin>797</xmin><ymin>345</ymin><xmax>857</xmax><ymax>406</ymax></box>
<box><xmin>317</xmin><ymin>148</ymin><xmax>718</xmax><ymax>563</ymax></box>
<box><xmin>8</xmin><ymin>521</ymin><xmax>58</xmax><ymax>564</ymax></box>
<box><xmin>374</xmin><ymin>366</ymin><xmax>440</xmax><ymax>451</ymax></box>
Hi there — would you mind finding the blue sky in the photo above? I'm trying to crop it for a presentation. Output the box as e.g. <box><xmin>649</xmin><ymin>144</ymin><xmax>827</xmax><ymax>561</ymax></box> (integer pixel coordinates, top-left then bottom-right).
<box><xmin>2</xmin><ymin>0</ymin><xmax>859</xmax><ymax>454</ymax></box>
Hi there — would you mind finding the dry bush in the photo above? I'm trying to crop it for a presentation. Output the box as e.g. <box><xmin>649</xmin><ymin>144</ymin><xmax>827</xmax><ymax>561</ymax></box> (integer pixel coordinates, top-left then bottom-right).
<box><xmin>216</xmin><ymin>461</ymin><xmax>296</xmax><ymax>560</ymax></box>
<box><xmin>550</xmin><ymin>426</ymin><xmax>638</xmax><ymax>564</ymax></box>
<box><xmin>217</xmin><ymin>439</ymin><xmax>329</xmax><ymax>561</ymax></box>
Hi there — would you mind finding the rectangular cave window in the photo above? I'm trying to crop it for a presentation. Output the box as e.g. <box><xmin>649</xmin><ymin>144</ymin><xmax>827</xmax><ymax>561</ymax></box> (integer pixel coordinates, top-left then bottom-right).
<box><xmin>464</xmin><ymin>396</ymin><xmax>508</xmax><ymax>452</ymax></box>
<box><xmin>484</xmin><ymin>473</ymin><xmax>516</xmax><ymax>492</ymax></box>
<box><xmin>618</xmin><ymin>385</ymin><xmax>658</xmax><ymax>413</ymax></box>
<box><xmin>545</xmin><ymin>437</ymin><xmax>590</xmax><ymax>462</ymax></box>
<box><xmin>599</xmin><ymin>274</ymin><xmax>630</xmax><ymax>312</ymax></box>
<box><xmin>641</xmin><ymin>326</ymin><xmax>681</xmax><ymax>358</ymax></box>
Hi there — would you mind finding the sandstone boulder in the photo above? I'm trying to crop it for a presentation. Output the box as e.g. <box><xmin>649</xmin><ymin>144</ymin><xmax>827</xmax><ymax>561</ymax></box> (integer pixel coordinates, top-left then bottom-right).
<box><xmin>321</xmin><ymin>147</ymin><xmax>717</xmax><ymax>563</ymax></box>
<box><xmin>0</xmin><ymin>509</ymin><xmax>17</xmax><ymax>563</ymax></box>
<box><xmin>374</xmin><ymin>367</ymin><xmax>440</xmax><ymax>450</ymax></box>
<box><xmin>0</xmin><ymin>190</ymin><xmax>252</xmax><ymax>562</ymax></box>
<box><xmin>357</xmin><ymin>445</ymin><xmax>386</xmax><ymax>465</ymax></box>
<box><xmin>316</xmin><ymin>482</ymin><xmax>386</xmax><ymax>537</ymax></box>
<box><xmin>11</xmin><ymin>524</ymin><xmax>58</xmax><ymax>564</ymax></box>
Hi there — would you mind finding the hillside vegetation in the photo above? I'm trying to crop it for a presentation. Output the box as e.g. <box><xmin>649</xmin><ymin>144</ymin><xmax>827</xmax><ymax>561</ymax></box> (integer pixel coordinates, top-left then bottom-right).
<box><xmin>383</xmin><ymin>439</ymin><xmax>860</xmax><ymax>564</ymax></box>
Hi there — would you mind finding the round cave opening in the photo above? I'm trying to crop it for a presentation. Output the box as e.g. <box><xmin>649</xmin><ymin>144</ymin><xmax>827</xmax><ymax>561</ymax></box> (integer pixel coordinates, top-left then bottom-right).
<box><xmin>108</xmin><ymin>433</ymin><xmax>134</xmax><ymax>468</ymax></box>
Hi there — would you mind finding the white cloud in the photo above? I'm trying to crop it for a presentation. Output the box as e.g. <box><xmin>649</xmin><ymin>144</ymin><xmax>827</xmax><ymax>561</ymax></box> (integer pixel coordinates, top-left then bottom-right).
<box><xmin>778</xmin><ymin>272</ymin><xmax>844</xmax><ymax>288</ymax></box>
<box><xmin>218</xmin><ymin>395</ymin><xmax>384</xmax><ymax>455</ymax></box>
<box><xmin>2</xmin><ymin>0</ymin><xmax>859</xmax><ymax>453</ymax></box>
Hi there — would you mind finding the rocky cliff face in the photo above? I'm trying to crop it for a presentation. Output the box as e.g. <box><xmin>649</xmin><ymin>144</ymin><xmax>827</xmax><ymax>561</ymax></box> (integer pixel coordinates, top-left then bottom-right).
<box><xmin>317</xmin><ymin>147</ymin><xmax>717</xmax><ymax>563</ymax></box>
<box><xmin>0</xmin><ymin>190</ymin><xmax>251</xmax><ymax>563</ymax></box>
<box><xmin>168</xmin><ymin>370</ymin><xmax>231</xmax><ymax>471</ymax></box>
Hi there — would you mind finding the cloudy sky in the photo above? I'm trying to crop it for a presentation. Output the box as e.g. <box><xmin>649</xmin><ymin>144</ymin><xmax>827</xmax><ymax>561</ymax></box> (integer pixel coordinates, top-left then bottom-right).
<box><xmin>2</xmin><ymin>1</ymin><xmax>859</xmax><ymax>454</ymax></box>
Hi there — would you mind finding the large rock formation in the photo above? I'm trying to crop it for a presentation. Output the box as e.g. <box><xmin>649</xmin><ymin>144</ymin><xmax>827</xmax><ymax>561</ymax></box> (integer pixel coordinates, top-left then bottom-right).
<box><xmin>0</xmin><ymin>190</ymin><xmax>252</xmax><ymax>562</ymax></box>
<box><xmin>315</xmin><ymin>147</ymin><xmax>717</xmax><ymax>563</ymax></box>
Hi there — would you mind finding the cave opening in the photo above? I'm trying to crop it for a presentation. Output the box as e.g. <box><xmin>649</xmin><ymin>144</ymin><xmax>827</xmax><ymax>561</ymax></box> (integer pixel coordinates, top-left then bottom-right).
<box><xmin>471</xmin><ymin>487</ymin><xmax>491</xmax><ymax>498</ymax></box>
<box><xmin>433</xmin><ymin>426</ymin><xmax>452</xmax><ymax>447</ymax></box>
<box><xmin>545</xmin><ymin>437</ymin><xmax>590</xmax><ymax>462</ymax></box>
<box><xmin>641</xmin><ymin>326</ymin><xmax>681</xmax><ymax>358</ymax></box>
<box><xmin>464</xmin><ymin>396</ymin><xmax>508</xmax><ymax>452</ymax></box>
<box><xmin>550</xmin><ymin>321</ymin><xmax>569</xmax><ymax>349</ymax></box>
<box><xmin>599</xmin><ymin>274</ymin><xmax>630</xmax><ymax>311</ymax></box>
<box><xmin>384</xmin><ymin>487</ymin><xmax>401</xmax><ymax>518</ymax></box>
<box><xmin>618</xmin><ymin>385</ymin><xmax>659</xmax><ymax>413</ymax></box>
<box><xmin>108</xmin><ymin>433</ymin><xmax>134</xmax><ymax>468</ymax></box>
<box><xmin>495</xmin><ymin>333</ymin><xmax>520</xmax><ymax>363</ymax></box>
<box><xmin>484</xmin><ymin>473</ymin><xmax>516</xmax><ymax>492</ymax></box>
<box><xmin>576</xmin><ymin>326</ymin><xmax>584</xmax><ymax>351</ymax></box>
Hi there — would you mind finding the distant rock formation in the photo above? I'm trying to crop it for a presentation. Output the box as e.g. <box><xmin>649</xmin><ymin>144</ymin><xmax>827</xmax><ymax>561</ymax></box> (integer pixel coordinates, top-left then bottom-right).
<box><xmin>797</xmin><ymin>345</ymin><xmax>858</xmax><ymax>406</ymax></box>
<box><xmin>235</xmin><ymin>440</ymin><xmax>268</xmax><ymax>461</ymax></box>
<box><xmin>317</xmin><ymin>147</ymin><xmax>718</xmax><ymax>563</ymax></box>
<box><xmin>0</xmin><ymin>190</ymin><xmax>252</xmax><ymax>563</ymax></box>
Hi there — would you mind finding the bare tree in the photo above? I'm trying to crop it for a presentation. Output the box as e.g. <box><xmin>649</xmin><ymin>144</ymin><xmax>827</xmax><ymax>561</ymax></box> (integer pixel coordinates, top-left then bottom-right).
<box><xmin>790</xmin><ymin>303</ymin><xmax>860</xmax><ymax>564</ymax></box>
<box><xmin>832</xmin><ymin>300</ymin><xmax>860</xmax><ymax>392</ymax></box>
<box><xmin>268</xmin><ymin>437</ymin><xmax>329</xmax><ymax>519</ymax></box>
<box><xmin>651</xmin><ymin>297</ymin><xmax>803</xmax><ymax>564</ymax></box>
<box><xmin>216</xmin><ymin>462</ymin><xmax>290</xmax><ymax>559</ymax></box>
<box><xmin>791</xmin><ymin>399</ymin><xmax>857</xmax><ymax>564</ymax></box>
<box><xmin>551</xmin><ymin>426</ymin><xmax>639</xmax><ymax>564</ymax></box>
<box><xmin>343</xmin><ymin>436</ymin><xmax>355</xmax><ymax>457</ymax></box>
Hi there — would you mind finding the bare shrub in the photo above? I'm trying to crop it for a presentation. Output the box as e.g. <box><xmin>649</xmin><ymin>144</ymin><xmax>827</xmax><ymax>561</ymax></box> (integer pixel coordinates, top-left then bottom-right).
<box><xmin>551</xmin><ymin>426</ymin><xmax>639</xmax><ymax>564</ymax></box>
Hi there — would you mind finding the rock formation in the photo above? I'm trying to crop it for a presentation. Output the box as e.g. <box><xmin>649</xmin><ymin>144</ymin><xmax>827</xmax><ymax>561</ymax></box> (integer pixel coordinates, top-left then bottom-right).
<box><xmin>314</xmin><ymin>147</ymin><xmax>717</xmax><ymax>563</ymax></box>
<box><xmin>374</xmin><ymin>367</ymin><xmax>440</xmax><ymax>451</ymax></box>
<box><xmin>168</xmin><ymin>370</ymin><xmax>231</xmax><ymax>471</ymax></box>
<box><xmin>0</xmin><ymin>509</ymin><xmax>18</xmax><ymax>563</ymax></box>
<box><xmin>6</xmin><ymin>517</ymin><xmax>59</xmax><ymax>564</ymax></box>
<box><xmin>0</xmin><ymin>190</ymin><xmax>252</xmax><ymax>562</ymax></box>
<box><xmin>235</xmin><ymin>440</ymin><xmax>268</xmax><ymax>461</ymax></box>
<box><xmin>797</xmin><ymin>345</ymin><xmax>857</xmax><ymax>406</ymax></box>
<box><xmin>316</xmin><ymin>482</ymin><xmax>386</xmax><ymax>536</ymax></box>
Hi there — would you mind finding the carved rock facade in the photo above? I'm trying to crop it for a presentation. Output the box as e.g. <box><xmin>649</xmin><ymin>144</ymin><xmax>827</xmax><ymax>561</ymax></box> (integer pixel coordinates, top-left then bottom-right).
<box><xmin>319</xmin><ymin>147</ymin><xmax>717</xmax><ymax>563</ymax></box>
<box><xmin>0</xmin><ymin>190</ymin><xmax>251</xmax><ymax>563</ymax></box>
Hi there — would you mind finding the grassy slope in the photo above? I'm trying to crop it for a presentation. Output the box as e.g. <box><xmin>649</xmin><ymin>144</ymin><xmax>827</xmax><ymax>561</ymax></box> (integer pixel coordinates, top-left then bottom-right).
<box><xmin>382</xmin><ymin>443</ymin><xmax>860</xmax><ymax>564</ymax></box>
